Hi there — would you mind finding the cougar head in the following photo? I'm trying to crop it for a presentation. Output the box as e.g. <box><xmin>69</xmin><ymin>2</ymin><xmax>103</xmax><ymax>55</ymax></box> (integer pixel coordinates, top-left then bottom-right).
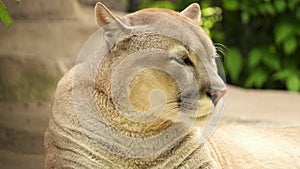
<box><xmin>73</xmin><ymin>3</ymin><xmax>226</xmax><ymax>158</ymax></box>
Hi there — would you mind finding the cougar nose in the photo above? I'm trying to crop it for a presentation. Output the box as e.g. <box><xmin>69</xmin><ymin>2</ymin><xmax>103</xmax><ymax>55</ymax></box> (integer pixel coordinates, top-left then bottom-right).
<box><xmin>208</xmin><ymin>90</ymin><xmax>227</xmax><ymax>105</ymax></box>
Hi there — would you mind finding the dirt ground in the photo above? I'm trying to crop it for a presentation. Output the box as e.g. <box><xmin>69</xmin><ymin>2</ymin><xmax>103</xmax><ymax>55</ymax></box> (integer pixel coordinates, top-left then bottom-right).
<box><xmin>0</xmin><ymin>4</ymin><xmax>299</xmax><ymax>169</ymax></box>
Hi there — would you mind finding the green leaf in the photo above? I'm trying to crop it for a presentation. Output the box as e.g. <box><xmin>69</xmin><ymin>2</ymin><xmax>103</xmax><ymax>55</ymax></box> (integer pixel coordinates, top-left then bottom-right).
<box><xmin>244</xmin><ymin>75</ymin><xmax>256</xmax><ymax>88</ymax></box>
<box><xmin>225</xmin><ymin>48</ymin><xmax>242</xmax><ymax>83</ymax></box>
<box><xmin>149</xmin><ymin>1</ymin><xmax>175</xmax><ymax>10</ymax></box>
<box><xmin>223</xmin><ymin>0</ymin><xmax>239</xmax><ymax>11</ymax></box>
<box><xmin>288</xmin><ymin>0</ymin><xmax>300</xmax><ymax>10</ymax></box>
<box><xmin>259</xmin><ymin>3</ymin><xmax>275</xmax><ymax>15</ymax></box>
<box><xmin>255</xmin><ymin>74</ymin><xmax>268</xmax><ymax>88</ymax></box>
<box><xmin>0</xmin><ymin>0</ymin><xmax>13</xmax><ymax>26</ymax></box>
<box><xmin>273</xmin><ymin>69</ymin><xmax>293</xmax><ymax>81</ymax></box>
<box><xmin>286</xmin><ymin>74</ymin><xmax>300</xmax><ymax>92</ymax></box>
<box><xmin>202</xmin><ymin>7</ymin><xmax>222</xmax><ymax>16</ymax></box>
<box><xmin>274</xmin><ymin>0</ymin><xmax>286</xmax><ymax>13</ymax></box>
<box><xmin>248</xmin><ymin>48</ymin><xmax>262</xmax><ymax>68</ymax></box>
<box><xmin>244</xmin><ymin>69</ymin><xmax>268</xmax><ymax>88</ymax></box>
<box><xmin>283</xmin><ymin>37</ymin><xmax>297</xmax><ymax>55</ymax></box>
<box><xmin>262</xmin><ymin>54</ymin><xmax>281</xmax><ymax>71</ymax></box>
<box><xmin>241</xmin><ymin>12</ymin><xmax>250</xmax><ymax>24</ymax></box>
<box><xmin>274</xmin><ymin>22</ymin><xmax>294</xmax><ymax>44</ymax></box>
<box><xmin>296</xmin><ymin>6</ymin><xmax>300</xmax><ymax>20</ymax></box>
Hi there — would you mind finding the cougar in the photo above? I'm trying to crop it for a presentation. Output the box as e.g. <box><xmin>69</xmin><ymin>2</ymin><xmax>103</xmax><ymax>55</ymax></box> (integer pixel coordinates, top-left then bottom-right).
<box><xmin>44</xmin><ymin>3</ymin><xmax>300</xmax><ymax>168</ymax></box>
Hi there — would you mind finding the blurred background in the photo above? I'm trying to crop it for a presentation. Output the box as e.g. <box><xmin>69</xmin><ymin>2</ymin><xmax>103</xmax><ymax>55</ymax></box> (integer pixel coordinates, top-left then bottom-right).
<box><xmin>0</xmin><ymin>0</ymin><xmax>299</xmax><ymax>168</ymax></box>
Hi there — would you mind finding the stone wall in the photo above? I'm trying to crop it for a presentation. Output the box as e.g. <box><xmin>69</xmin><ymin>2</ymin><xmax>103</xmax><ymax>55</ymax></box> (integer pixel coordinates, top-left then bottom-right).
<box><xmin>2</xmin><ymin>0</ymin><xmax>79</xmax><ymax>19</ymax></box>
<box><xmin>78</xmin><ymin>0</ymin><xmax>128</xmax><ymax>12</ymax></box>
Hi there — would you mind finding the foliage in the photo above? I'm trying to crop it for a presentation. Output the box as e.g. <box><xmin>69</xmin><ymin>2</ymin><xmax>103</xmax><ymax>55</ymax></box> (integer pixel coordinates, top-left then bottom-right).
<box><xmin>220</xmin><ymin>0</ymin><xmax>300</xmax><ymax>92</ymax></box>
<box><xmin>139</xmin><ymin>0</ymin><xmax>300</xmax><ymax>92</ymax></box>
<box><xmin>140</xmin><ymin>0</ymin><xmax>175</xmax><ymax>9</ymax></box>
<box><xmin>0</xmin><ymin>0</ymin><xmax>13</xmax><ymax>26</ymax></box>
<box><xmin>0</xmin><ymin>0</ymin><xmax>20</xmax><ymax>26</ymax></box>
<box><xmin>139</xmin><ymin>0</ymin><xmax>223</xmax><ymax>37</ymax></box>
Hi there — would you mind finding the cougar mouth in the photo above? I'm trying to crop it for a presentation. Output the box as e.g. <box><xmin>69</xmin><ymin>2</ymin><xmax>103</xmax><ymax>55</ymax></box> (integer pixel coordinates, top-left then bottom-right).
<box><xmin>177</xmin><ymin>88</ymin><xmax>226</xmax><ymax>106</ymax></box>
<box><xmin>176</xmin><ymin>89</ymin><xmax>226</xmax><ymax>120</ymax></box>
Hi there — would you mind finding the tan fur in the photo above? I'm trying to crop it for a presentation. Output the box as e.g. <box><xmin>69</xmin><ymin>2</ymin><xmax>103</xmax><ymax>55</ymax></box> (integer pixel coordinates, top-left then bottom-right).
<box><xmin>45</xmin><ymin>3</ymin><xmax>300</xmax><ymax>168</ymax></box>
<box><xmin>209</xmin><ymin>125</ymin><xmax>300</xmax><ymax>168</ymax></box>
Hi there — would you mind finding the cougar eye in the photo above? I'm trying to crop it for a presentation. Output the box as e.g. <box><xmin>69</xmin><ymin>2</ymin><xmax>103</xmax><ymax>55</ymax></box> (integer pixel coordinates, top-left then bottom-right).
<box><xmin>173</xmin><ymin>55</ymin><xmax>193</xmax><ymax>66</ymax></box>
<box><xmin>182</xmin><ymin>55</ymin><xmax>193</xmax><ymax>66</ymax></box>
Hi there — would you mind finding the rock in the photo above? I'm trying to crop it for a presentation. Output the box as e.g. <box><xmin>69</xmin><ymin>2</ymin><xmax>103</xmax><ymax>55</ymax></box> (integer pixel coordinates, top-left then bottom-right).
<box><xmin>2</xmin><ymin>0</ymin><xmax>79</xmax><ymax>19</ymax></box>
<box><xmin>78</xmin><ymin>0</ymin><xmax>128</xmax><ymax>12</ymax></box>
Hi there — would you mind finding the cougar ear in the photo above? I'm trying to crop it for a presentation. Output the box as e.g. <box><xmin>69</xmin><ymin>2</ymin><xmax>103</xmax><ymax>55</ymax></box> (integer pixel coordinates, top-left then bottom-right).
<box><xmin>95</xmin><ymin>2</ymin><xmax>120</xmax><ymax>27</ymax></box>
<box><xmin>180</xmin><ymin>3</ymin><xmax>201</xmax><ymax>24</ymax></box>
<box><xmin>95</xmin><ymin>3</ymin><xmax>130</xmax><ymax>48</ymax></box>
